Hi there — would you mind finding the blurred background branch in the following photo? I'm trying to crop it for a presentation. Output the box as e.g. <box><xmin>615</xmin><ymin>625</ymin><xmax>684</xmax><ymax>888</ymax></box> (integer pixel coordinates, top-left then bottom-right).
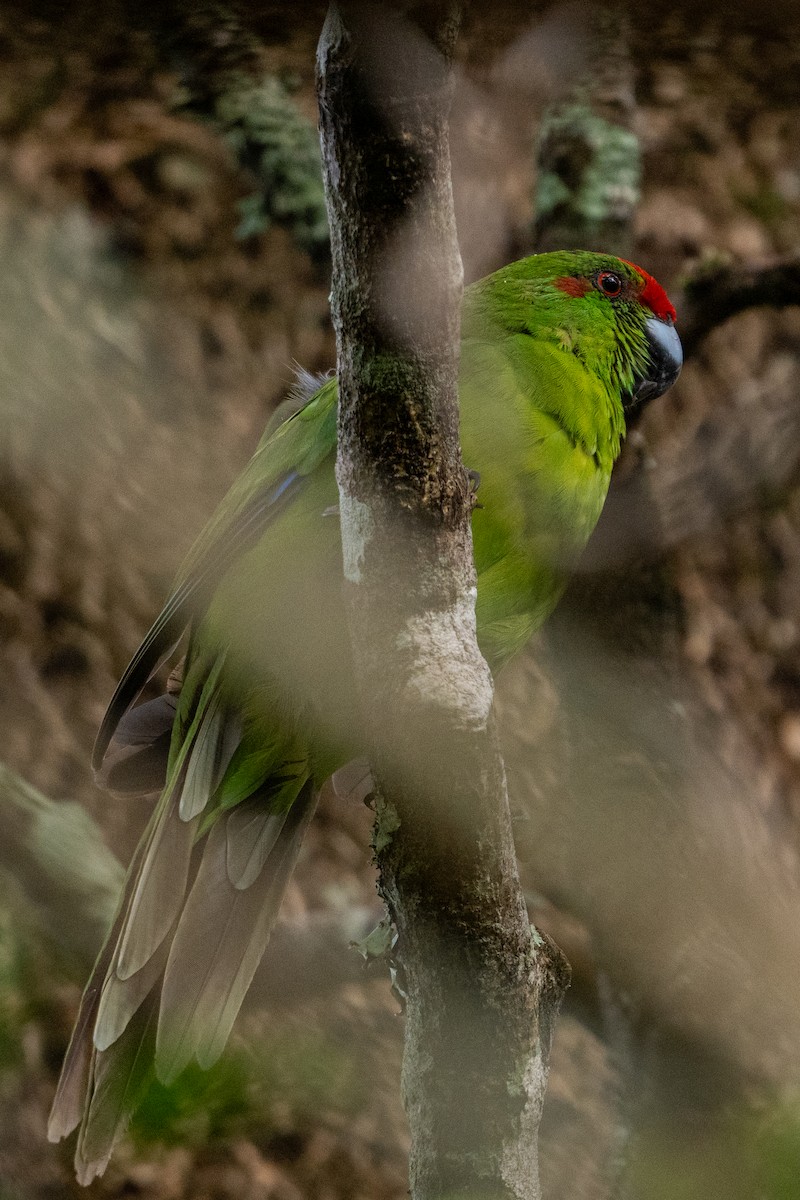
<box><xmin>680</xmin><ymin>254</ymin><xmax>800</xmax><ymax>356</ymax></box>
<box><xmin>157</xmin><ymin>0</ymin><xmax>330</xmax><ymax>256</ymax></box>
<box><xmin>0</xmin><ymin>764</ymin><xmax>123</xmax><ymax>972</ymax></box>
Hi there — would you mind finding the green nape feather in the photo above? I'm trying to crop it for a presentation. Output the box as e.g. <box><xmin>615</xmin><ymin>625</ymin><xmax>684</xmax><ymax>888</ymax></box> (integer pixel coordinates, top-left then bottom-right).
<box><xmin>49</xmin><ymin>250</ymin><xmax>679</xmax><ymax>1180</ymax></box>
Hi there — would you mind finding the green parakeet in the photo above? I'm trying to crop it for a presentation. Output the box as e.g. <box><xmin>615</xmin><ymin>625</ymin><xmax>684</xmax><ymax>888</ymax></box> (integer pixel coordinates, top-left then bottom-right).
<box><xmin>48</xmin><ymin>250</ymin><xmax>681</xmax><ymax>1181</ymax></box>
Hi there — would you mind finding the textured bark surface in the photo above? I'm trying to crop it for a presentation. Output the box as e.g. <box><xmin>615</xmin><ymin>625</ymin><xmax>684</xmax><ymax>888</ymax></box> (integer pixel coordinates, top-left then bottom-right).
<box><xmin>317</xmin><ymin>5</ymin><xmax>567</xmax><ymax>1198</ymax></box>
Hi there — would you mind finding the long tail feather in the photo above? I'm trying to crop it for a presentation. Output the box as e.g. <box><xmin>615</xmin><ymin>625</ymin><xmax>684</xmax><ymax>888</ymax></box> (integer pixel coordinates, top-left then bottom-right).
<box><xmin>47</xmin><ymin>833</ymin><xmax>149</xmax><ymax>1143</ymax></box>
<box><xmin>50</xmin><ymin>770</ymin><xmax>194</xmax><ymax>1135</ymax></box>
<box><xmin>116</xmin><ymin>793</ymin><xmax>196</xmax><ymax>981</ymax></box>
<box><xmin>179</xmin><ymin>698</ymin><xmax>239</xmax><ymax>821</ymax></box>
<box><xmin>225</xmin><ymin>800</ymin><xmax>291</xmax><ymax>889</ymax></box>
<box><xmin>74</xmin><ymin>998</ymin><xmax>158</xmax><ymax>1186</ymax></box>
<box><xmin>93</xmin><ymin>935</ymin><xmax>170</xmax><ymax>1053</ymax></box>
<box><xmin>105</xmin><ymin>661</ymin><xmax>229</xmax><ymax>982</ymax></box>
<box><xmin>47</xmin><ymin>1000</ymin><xmax>96</xmax><ymax>1145</ymax></box>
<box><xmin>156</xmin><ymin>782</ymin><xmax>316</xmax><ymax>1084</ymax></box>
<box><xmin>53</xmin><ymin>670</ymin><xmax>318</xmax><ymax>1179</ymax></box>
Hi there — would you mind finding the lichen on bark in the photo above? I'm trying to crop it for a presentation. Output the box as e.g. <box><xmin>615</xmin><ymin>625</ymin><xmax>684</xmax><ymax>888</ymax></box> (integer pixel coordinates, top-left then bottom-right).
<box><xmin>533</xmin><ymin>6</ymin><xmax>639</xmax><ymax>257</ymax></box>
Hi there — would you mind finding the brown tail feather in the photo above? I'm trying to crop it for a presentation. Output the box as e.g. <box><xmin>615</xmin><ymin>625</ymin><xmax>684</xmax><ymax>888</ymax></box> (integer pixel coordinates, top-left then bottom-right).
<box><xmin>47</xmin><ymin>832</ymin><xmax>149</xmax><ymax>1143</ymax></box>
<box><xmin>74</xmin><ymin>996</ymin><xmax>158</xmax><ymax>1185</ymax></box>
<box><xmin>93</xmin><ymin>694</ymin><xmax>177</xmax><ymax>797</ymax></box>
<box><xmin>156</xmin><ymin>782</ymin><xmax>317</xmax><ymax>1083</ymax></box>
<box><xmin>50</xmin><ymin>778</ymin><xmax>317</xmax><ymax>1178</ymax></box>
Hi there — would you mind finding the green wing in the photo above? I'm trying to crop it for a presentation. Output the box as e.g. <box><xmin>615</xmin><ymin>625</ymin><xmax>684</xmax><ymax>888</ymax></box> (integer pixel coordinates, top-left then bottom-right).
<box><xmin>93</xmin><ymin>378</ymin><xmax>338</xmax><ymax>769</ymax></box>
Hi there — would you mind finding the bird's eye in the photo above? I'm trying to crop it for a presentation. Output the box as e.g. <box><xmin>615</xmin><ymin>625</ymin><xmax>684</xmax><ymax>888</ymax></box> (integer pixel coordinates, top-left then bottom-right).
<box><xmin>596</xmin><ymin>271</ymin><xmax>623</xmax><ymax>298</ymax></box>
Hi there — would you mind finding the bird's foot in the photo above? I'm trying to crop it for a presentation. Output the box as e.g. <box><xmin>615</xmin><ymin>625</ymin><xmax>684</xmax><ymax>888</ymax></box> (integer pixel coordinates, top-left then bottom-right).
<box><xmin>467</xmin><ymin>467</ymin><xmax>483</xmax><ymax>509</ymax></box>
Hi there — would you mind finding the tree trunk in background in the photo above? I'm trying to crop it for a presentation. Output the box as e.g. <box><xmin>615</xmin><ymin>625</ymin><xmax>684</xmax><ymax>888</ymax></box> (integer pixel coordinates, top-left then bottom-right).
<box><xmin>160</xmin><ymin>0</ymin><xmax>330</xmax><ymax>257</ymax></box>
<box><xmin>317</xmin><ymin>4</ymin><xmax>567</xmax><ymax>1197</ymax></box>
<box><xmin>533</xmin><ymin>5</ymin><xmax>639</xmax><ymax>257</ymax></box>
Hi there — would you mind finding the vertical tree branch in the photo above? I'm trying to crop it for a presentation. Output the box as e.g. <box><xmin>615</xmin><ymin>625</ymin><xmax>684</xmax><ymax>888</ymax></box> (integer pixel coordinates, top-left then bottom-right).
<box><xmin>317</xmin><ymin>4</ymin><xmax>568</xmax><ymax>1198</ymax></box>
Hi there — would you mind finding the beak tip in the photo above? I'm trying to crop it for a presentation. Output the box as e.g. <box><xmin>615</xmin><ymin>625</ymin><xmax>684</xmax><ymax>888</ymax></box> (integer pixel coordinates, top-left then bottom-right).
<box><xmin>629</xmin><ymin>315</ymin><xmax>683</xmax><ymax>408</ymax></box>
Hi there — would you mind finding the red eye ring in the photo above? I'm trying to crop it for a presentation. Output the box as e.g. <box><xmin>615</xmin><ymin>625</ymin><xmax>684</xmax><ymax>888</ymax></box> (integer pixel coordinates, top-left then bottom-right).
<box><xmin>596</xmin><ymin>271</ymin><xmax>624</xmax><ymax>298</ymax></box>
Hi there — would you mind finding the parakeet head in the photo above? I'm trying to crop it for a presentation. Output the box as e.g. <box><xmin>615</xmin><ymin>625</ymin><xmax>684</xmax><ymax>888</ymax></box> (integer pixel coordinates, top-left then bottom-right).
<box><xmin>466</xmin><ymin>250</ymin><xmax>682</xmax><ymax>410</ymax></box>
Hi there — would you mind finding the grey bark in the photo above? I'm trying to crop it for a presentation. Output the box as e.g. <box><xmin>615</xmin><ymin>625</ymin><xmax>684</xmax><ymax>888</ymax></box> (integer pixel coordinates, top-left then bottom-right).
<box><xmin>317</xmin><ymin>5</ymin><xmax>567</xmax><ymax>1199</ymax></box>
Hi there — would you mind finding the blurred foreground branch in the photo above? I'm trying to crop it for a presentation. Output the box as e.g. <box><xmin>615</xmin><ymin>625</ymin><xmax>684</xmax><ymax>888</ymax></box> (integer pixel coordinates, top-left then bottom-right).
<box><xmin>0</xmin><ymin>764</ymin><xmax>380</xmax><ymax>1001</ymax></box>
<box><xmin>502</xmin><ymin>609</ymin><xmax>800</xmax><ymax>1091</ymax></box>
<box><xmin>0</xmin><ymin>765</ymin><xmax>123</xmax><ymax>970</ymax></box>
<box><xmin>318</xmin><ymin>5</ymin><xmax>567</xmax><ymax>1199</ymax></box>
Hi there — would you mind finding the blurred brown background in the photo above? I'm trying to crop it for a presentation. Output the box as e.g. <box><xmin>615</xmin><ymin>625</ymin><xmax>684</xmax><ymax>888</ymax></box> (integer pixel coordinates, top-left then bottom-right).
<box><xmin>1</xmin><ymin>2</ymin><xmax>800</xmax><ymax>1197</ymax></box>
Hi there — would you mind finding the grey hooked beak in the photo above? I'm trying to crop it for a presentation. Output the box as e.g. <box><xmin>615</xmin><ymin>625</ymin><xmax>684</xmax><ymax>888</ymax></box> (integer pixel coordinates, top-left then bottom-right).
<box><xmin>630</xmin><ymin>316</ymin><xmax>683</xmax><ymax>407</ymax></box>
